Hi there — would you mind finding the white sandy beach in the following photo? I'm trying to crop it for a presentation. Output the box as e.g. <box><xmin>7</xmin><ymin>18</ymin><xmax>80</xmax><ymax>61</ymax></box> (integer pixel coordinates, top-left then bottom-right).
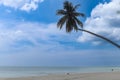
<box><xmin>1</xmin><ymin>72</ymin><xmax>120</xmax><ymax>80</ymax></box>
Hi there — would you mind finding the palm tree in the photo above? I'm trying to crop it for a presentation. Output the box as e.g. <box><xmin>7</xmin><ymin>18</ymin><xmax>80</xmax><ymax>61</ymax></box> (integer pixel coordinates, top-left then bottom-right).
<box><xmin>56</xmin><ymin>1</ymin><xmax>120</xmax><ymax>48</ymax></box>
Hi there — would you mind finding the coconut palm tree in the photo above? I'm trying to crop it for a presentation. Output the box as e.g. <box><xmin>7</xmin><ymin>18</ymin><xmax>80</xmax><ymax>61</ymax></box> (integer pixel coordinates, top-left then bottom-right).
<box><xmin>56</xmin><ymin>1</ymin><xmax>120</xmax><ymax>48</ymax></box>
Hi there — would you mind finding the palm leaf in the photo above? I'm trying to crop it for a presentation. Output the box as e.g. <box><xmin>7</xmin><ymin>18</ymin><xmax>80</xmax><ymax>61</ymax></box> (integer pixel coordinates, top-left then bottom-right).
<box><xmin>73</xmin><ymin>12</ymin><xmax>85</xmax><ymax>17</ymax></box>
<box><xmin>57</xmin><ymin>15</ymin><xmax>67</xmax><ymax>29</ymax></box>
<box><xmin>56</xmin><ymin>9</ymin><xmax>66</xmax><ymax>15</ymax></box>
<box><xmin>64</xmin><ymin>1</ymin><xmax>69</xmax><ymax>10</ymax></box>
<box><xmin>71</xmin><ymin>18</ymin><xmax>78</xmax><ymax>31</ymax></box>
<box><xmin>64</xmin><ymin>1</ymin><xmax>73</xmax><ymax>11</ymax></box>
<box><xmin>73</xmin><ymin>4</ymin><xmax>80</xmax><ymax>11</ymax></box>
<box><xmin>74</xmin><ymin>16</ymin><xmax>83</xmax><ymax>28</ymax></box>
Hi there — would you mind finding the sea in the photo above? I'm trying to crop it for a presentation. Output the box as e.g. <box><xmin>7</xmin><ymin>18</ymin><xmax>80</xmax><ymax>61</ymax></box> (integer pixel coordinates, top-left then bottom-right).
<box><xmin>0</xmin><ymin>66</ymin><xmax>120</xmax><ymax>78</ymax></box>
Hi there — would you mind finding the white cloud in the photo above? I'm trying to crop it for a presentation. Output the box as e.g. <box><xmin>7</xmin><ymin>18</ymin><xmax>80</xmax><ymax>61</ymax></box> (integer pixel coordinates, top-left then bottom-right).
<box><xmin>0</xmin><ymin>0</ymin><xmax>44</xmax><ymax>12</ymax></box>
<box><xmin>0</xmin><ymin>20</ymin><xmax>93</xmax><ymax>66</ymax></box>
<box><xmin>0</xmin><ymin>20</ymin><xmax>74</xmax><ymax>52</ymax></box>
<box><xmin>78</xmin><ymin>0</ymin><xmax>120</xmax><ymax>45</ymax></box>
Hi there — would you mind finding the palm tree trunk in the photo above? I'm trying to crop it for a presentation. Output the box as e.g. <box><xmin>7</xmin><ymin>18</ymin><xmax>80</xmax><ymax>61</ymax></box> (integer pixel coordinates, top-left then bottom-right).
<box><xmin>78</xmin><ymin>28</ymin><xmax>120</xmax><ymax>48</ymax></box>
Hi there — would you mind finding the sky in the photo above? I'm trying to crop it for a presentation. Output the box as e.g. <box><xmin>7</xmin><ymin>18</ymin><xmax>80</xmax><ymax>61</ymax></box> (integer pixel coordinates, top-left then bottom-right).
<box><xmin>0</xmin><ymin>0</ymin><xmax>120</xmax><ymax>67</ymax></box>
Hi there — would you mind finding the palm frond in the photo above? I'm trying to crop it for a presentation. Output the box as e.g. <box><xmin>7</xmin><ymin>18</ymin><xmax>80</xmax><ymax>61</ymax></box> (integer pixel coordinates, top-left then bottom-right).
<box><xmin>73</xmin><ymin>4</ymin><xmax>80</xmax><ymax>11</ymax></box>
<box><xmin>64</xmin><ymin>1</ymin><xmax>69</xmax><ymax>10</ymax></box>
<box><xmin>57</xmin><ymin>16</ymin><xmax>67</xmax><ymax>29</ymax></box>
<box><xmin>71</xmin><ymin>18</ymin><xmax>78</xmax><ymax>31</ymax></box>
<box><xmin>56</xmin><ymin>9</ymin><xmax>66</xmax><ymax>15</ymax></box>
<box><xmin>64</xmin><ymin>1</ymin><xmax>73</xmax><ymax>11</ymax></box>
<box><xmin>74</xmin><ymin>16</ymin><xmax>83</xmax><ymax>28</ymax></box>
<box><xmin>73</xmin><ymin>12</ymin><xmax>85</xmax><ymax>17</ymax></box>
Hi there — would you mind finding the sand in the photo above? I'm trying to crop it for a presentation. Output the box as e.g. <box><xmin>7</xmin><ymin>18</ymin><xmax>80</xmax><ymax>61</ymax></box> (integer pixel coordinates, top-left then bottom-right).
<box><xmin>1</xmin><ymin>72</ymin><xmax>120</xmax><ymax>80</ymax></box>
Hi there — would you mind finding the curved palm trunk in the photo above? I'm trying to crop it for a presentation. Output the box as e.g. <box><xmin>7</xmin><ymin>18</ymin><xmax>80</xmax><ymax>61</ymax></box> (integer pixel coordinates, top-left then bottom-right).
<box><xmin>78</xmin><ymin>28</ymin><xmax>120</xmax><ymax>48</ymax></box>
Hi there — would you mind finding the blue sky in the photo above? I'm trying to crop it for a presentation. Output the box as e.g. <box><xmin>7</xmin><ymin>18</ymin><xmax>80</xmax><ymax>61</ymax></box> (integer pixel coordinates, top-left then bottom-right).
<box><xmin>0</xmin><ymin>0</ymin><xmax>120</xmax><ymax>66</ymax></box>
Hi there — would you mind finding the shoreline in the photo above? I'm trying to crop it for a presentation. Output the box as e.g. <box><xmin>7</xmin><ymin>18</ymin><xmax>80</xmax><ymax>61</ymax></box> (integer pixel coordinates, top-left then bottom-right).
<box><xmin>1</xmin><ymin>72</ymin><xmax>120</xmax><ymax>80</ymax></box>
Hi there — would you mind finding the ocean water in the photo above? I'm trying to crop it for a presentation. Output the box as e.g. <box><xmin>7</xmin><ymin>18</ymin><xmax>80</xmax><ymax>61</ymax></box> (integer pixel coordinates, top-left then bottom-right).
<box><xmin>0</xmin><ymin>67</ymin><xmax>120</xmax><ymax>78</ymax></box>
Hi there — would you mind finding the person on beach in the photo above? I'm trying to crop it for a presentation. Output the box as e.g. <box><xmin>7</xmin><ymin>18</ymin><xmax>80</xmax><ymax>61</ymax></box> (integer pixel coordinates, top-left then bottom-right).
<box><xmin>66</xmin><ymin>73</ymin><xmax>70</xmax><ymax>75</ymax></box>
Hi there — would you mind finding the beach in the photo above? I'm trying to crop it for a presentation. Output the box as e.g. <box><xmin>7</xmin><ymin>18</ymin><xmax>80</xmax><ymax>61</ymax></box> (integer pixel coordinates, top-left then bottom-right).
<box><xmin>0</xmin><ymin>72</ymin><xmax>120</xmax><ymax>80</ymax></box>
<box><xmin>0</xmin><ymin>67</ymin><xmax>120</xmax><ymax>80</ymax></box>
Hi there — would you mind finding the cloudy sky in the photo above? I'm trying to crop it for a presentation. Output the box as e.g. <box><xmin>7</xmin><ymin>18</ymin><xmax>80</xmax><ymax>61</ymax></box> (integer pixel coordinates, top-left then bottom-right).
<box><xmin>0</xmin><ymin>0</ymin><xmax>120</xmax><ymax>67</ymax></box>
